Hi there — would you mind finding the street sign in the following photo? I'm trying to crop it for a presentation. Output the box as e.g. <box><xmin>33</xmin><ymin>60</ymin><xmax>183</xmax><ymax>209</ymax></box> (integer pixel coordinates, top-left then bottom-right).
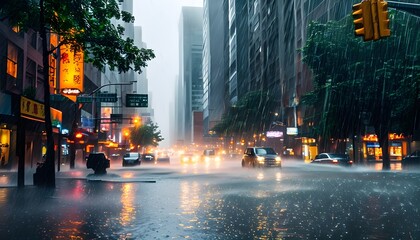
<box><xmin>111</xmin><ymin>114</ymin><xmax>123</xmax><ymax>124</ymax></box>
<box><xmin>77</xmin><ymin>95</ymin><xmax>93</xmax><ymax>103</ymax></box>
<box><xmin>96</xmin><ymin>93</ymin><xmax>118</xmax><ymax>102</ymax></box>
<box><xmin>50</xmin><ymin>94</ymin><xmax>66</xmax><ymax>102</ymax></box>
<box><xmin>126</xmin><ymin>94</ymin><xmax>148</xmax><ymax>107</ymax></box>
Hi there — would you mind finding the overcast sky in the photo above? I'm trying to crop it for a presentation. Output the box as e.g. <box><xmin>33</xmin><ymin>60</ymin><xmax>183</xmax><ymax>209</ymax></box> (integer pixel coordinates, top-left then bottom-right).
<box><xmin>133</xmin><ymin>0</ymin><xmax>203</xmax><ymax>147</ymax></box>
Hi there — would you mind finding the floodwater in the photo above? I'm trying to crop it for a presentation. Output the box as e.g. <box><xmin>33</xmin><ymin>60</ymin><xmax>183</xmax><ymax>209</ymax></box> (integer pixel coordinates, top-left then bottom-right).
<box><xmin>0</xmin><ymin>158</ymin><xmax>419</xmax><ymax>239</ymax></box>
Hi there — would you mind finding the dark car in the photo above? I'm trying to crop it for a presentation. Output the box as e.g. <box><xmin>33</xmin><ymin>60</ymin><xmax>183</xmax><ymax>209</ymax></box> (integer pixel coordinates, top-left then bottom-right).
<box><xmin>86</xmin><ymin>152</ymin><xmax>110</xmax><ymax>174</ymax></box>
<box><xmin>241</xmin><ymin>147</ymin><xmax>282</xmax><ymax>168</ymax></box>
<box><xmin>311</xmin><ymin>153</ymin><xmax>353</xmax><ymax>166</ymax></box>
<box><xmin>142</xmin><ymin>153</ymin><xmax>156</xmax><ymax>164</ymax></box>
<box><xmin>402</xmin><ymin>150</ymin><xmax>420</xmax><ymax>169</ymax></box>
<box><xmin>122</xmin><ymin>152</ymin><xmax>141</xmax><ymax>167</ymax></box>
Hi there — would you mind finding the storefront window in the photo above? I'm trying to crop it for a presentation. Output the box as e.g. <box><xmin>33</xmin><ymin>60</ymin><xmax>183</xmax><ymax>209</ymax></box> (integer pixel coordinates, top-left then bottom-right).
<box><xmin>0</xmin><ymin>129</ymin><xmax>11</xmax><ymax>167</ymax></box>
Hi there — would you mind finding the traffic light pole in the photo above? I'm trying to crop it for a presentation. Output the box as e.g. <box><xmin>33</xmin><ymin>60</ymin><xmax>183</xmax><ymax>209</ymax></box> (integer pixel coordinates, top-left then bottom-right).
<box><xmin>69</xmin><ymin>81</ymin><xmax>136</xmax><ymax>168</ymax></box>
<box><xmin>388</xmin><ymin>1</ymin><xmax>420</xmax><ymax>17</ymax></box>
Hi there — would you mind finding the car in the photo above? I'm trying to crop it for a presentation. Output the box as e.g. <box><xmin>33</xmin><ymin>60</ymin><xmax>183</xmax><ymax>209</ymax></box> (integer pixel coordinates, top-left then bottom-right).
<box><xmin>201</xmin><ymin>149</ymin><xmax>221</xmax><ymax>162</ymax></box>
<box><xmin>122</xmin><ymin>152</ymin><xmax>141</xmax><ymax>167</ymax></box>
<box><xmin>180</xmin><ymin>152</ymin><xmax>200</xmax><ymax>164</ymax></box>
<box><xmin>402</xmin><ymin>150</ymin><xmax>420</xmax><ymax>169</ymax></box>
<box><xmin>311</xmin><ymin>153</ymin><xmax>353</xmax><ymax>166</ymax></box>
<box><xmin>86</xmin><ymin>152</ymin><xmax>110</xmax><ymax>174</ymax></box>
<box><xmin>241</xmin><ymin>147</ymin><xmax>282</xmax><ymax>168</ymax></box>
<box><xmin>141</xmin><ymin>153</ymin><xmax>156</xmax><ymax>164</ymax></box>
<box><xmin>155</xmin><ymin>152</ymin><xmax>170</xmax><ymax>164</ymax></box>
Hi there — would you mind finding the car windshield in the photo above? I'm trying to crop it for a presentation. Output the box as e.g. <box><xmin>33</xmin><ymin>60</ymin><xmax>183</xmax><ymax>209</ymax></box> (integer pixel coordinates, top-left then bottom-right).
<box><xmin>329</xmin><ymin>154</ymin><xmax>348</xmax><ymax>159</ymax></box>
<box><xmin>256</xmin><ymin>148</ymin><xmax>276</xmax><ymax>155</ymax></box>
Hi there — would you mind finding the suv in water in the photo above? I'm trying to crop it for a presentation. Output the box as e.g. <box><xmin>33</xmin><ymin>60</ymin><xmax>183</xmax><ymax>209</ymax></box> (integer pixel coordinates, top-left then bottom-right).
<box><xmin>122</xmin><ymin>152</ymin><xmax>141</xmax><ymax>166</ymax></box>
<box><xmin>241</xmin><ymin>147</ymin><xmax>281</xmax><ymax>168</ymax></box>
<box><xmin>86</xmin><ymin>152</ymin><xmax>110</xmax><ymax>174</ymax></box>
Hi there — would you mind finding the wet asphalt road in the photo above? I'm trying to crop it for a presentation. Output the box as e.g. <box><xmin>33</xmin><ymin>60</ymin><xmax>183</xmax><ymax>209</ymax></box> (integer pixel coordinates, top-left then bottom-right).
<box><xmin>0</xmin><ymin>158</ymin><xmax>419</xmax><ymax>240</ymax></box>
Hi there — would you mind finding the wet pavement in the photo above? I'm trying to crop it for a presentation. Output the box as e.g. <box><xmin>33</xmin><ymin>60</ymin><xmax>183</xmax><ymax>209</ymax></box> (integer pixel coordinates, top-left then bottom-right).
<box><xmin>0</xmin><ymin>158</ymin><xmax>419</xmax><ymax>239</ymax></box>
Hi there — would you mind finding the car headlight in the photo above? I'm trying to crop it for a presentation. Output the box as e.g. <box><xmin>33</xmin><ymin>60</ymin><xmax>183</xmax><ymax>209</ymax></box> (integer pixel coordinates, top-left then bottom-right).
<box><xmin>257</xmin><ymin>156</ymin><xmax>265</xmax><ymax>163</ymax></box>
<box><xmin>275</xmin><ymin>156</ymin><xmax>281</xmax><ymax>162</ymax></box>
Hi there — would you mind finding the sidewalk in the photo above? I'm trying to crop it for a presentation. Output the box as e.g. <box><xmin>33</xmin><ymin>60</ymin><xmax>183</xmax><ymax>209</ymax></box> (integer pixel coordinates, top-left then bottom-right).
<box><xmin>0</xmin><ymin>163</ymin><xmax>82</xmax><ymax>187</ymax></box>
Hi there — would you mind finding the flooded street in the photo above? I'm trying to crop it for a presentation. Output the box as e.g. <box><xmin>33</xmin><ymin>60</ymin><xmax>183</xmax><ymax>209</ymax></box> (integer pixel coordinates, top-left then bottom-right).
<box><xmin>1</xmin><ymin>158</ymin><xmax>420</xmax><ymax>239</ymax></box>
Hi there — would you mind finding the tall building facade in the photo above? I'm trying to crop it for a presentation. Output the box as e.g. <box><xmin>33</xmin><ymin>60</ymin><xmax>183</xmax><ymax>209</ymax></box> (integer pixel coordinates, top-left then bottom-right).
<box><xmin>228</xmin><ymin>0</ymin><xmax>250</xmax><ymax>104</ymax></box>
<box><xmin>212</xmin><ymin>0</ymin><xmax>358</xmax><ymax>158</ymax></box>
<box><xmin>177</xmin><ymin>7</ymin><xmax>203</xmax><ymax>144</ymax></box>
<box><xmin>202</xmin><ymin>0</ymin><xmax>229</xmax><ymax>138</ymax></box>
<box><xmin>99</xmin><ymin>0</ymin><xmax>154</xmax><ymax>149</ymax></box>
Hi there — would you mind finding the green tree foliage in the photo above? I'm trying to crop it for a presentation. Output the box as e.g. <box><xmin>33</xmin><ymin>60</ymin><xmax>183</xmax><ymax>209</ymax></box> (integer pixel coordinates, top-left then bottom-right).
<box><xmin>130</xmin><ymin>122</ymin><xmax>164</xmax><ymax>148</ymax></box>
<box><xmin>212</xmin><ymin>90</ymin><xmax>277</xmax><ymax>140</ymax></box>
<box><xmin>1</xmin><ymin>0</ymin><xmax>155</xmax><ymax>73</ymax></box>
<box><xmin>302</xmin><ymin>11</ymin><xmax>420</xmax><ymax>169</ymax></box>
<box><xmin>1</xmin><ymin>0</ymin><xmax>155</xmax><ymax>186</ymax></box>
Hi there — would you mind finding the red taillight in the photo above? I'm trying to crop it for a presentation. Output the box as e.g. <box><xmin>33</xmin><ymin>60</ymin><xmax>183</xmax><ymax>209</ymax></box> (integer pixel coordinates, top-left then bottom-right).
<box><xmin>349</xmin><ymin>161</ymin><xmax>353</xmax><ymax>164</ymax></box>
<box><xmin>332</xmin><ymin>159</ymin><xmax>339</xmax><ymax>163</ymax></box>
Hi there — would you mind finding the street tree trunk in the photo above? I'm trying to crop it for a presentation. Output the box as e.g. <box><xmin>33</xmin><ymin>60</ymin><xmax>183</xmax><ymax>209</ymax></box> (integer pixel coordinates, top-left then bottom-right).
<box><xmin>39</xmin><ymin>0</ymin><xmax>55</xmax><ymax>187</ymax></box>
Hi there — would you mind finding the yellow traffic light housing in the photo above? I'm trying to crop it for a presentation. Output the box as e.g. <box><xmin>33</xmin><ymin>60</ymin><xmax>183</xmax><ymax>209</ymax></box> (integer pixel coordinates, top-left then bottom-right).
<box><xmin>376</xmin><ymin>0</ymin><xmax>391</xmax><ymax>38</ymax></box>
<box><xmin>352</xmin><ymin>1</ymin><xmax>374</xmax><ymax>41</ymax></box>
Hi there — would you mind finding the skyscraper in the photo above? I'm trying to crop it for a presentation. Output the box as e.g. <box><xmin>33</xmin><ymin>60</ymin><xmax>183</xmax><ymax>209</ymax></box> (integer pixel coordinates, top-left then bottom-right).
<box><xmin>177</xmin><ymin>6</ymin><xmax>203</xmax><ymax>144</ymax></box>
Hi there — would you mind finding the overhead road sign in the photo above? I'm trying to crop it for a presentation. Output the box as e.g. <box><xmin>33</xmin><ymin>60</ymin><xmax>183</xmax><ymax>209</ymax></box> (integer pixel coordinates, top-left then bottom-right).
<box><xmin>77</xmin><ymin>95</ymin><xmax>93</xmax><ymax>103</ymax></box>
<box><xmin>96</xmin><ymin>93</ymin><xmax>118</xmax><ymax>102</ymax></box>
<box><xmin>126</xmin><ymin>94</ymin><xmax>148</xmax><ymax>107</ymax></box>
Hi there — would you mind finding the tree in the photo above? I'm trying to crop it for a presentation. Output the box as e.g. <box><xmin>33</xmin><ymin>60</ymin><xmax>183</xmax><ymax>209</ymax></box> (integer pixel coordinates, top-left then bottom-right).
<box><xmin>1</xmin><ymin>0</ymin><xmax>155</xmax><ymax>186</ymax></box>
<box><xmin>212</xmin><ymin>90</ymin><xmax>277</xmax><ymax>142</ymax></box>
<box><xmin>302</xmin><ymin>11</ymin><xmax>420</xmax><ymax>169</ymax></box>
<box><xmin>130</xmin><ymin>122</ymin><xmax>164</xmax><ymax>149</ymax></box>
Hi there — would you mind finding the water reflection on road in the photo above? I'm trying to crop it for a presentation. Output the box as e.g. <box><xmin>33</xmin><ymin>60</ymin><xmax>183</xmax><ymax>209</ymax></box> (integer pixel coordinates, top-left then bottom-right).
<box><xmin>0</xmin><ymin>159</ymin><xmax>419</xmax><ymax>239</ymax></box>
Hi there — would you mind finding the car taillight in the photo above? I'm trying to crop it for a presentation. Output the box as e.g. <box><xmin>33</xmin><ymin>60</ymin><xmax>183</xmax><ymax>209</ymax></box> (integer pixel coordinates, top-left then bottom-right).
<box><xmin>332</xmin><ymin>159</ymin><xmax>339</xmax><ymax>163</ymax></box>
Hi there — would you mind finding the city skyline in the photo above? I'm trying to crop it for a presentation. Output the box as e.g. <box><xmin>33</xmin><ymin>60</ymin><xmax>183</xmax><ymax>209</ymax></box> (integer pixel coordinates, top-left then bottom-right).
<box><xmin>133</xmin><ymin>0</ymin><xmax>203</xmax><ymax>147</ymax></box>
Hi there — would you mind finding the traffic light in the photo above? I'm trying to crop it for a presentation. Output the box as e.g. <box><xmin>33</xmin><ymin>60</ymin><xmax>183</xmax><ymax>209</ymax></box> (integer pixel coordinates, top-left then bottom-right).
<box><xmin>376</xmin><ymin>0</ymin><xmax>390</xmax><ymax>38</ymax></box>
<box><xmin>352</xmin><ymin>1</ymin><xmax>374</xmax><ymax>41</ymax></box>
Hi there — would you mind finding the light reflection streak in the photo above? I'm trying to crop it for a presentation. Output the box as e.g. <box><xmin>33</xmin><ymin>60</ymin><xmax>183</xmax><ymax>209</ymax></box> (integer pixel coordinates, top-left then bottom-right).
<box><xmin>121</xmin><ymin>172</ymin><xmax>134</xmax><ymax>179</ymax></box>
<box><xmin>0</xmin><ymin>175</ymin><xmax>9</xmax><ymax>185</ymax></box>
<box><xmin>180</xmin><ymin>181</ymin><xmax>201</xmax><ymax>230</ymax></box>
<box><xmin>255</xmin><ymin>200</ymin><xmax>286</xmax><ymax>239</ymax></box>
<box><xmin>374</xmin><ymin>162</ymin><xmax>403</xmax><ymax>171</ymax></box>
<box><xmin>119</xmin><ymin>183</ymin><xmax>136</xmax><ymax>226</ymax></box>
<box><xmin>275</xmin><ymin>172</ymin><xmax>282</xmax><ymax>182</ymax></box>
<box><xmin>0</xmin><ymin>188</ymin><xmax>7</xmax><ymax>204</ymax></box>
<box><xmin>257</xmin><ymin>172</ymin><xmax>265</xmax><ymax>181</ymax></box>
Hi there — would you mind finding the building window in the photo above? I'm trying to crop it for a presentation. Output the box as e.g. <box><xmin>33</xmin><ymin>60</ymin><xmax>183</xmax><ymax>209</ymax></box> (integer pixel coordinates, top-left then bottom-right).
<box><xmin>7</xmin><ymin>42</ymin><xmax>18</xmax><ymax>78</ymax></box>
<box><xmin>12</xmin><ymin>26</ymin><xmax>20</xmax><ymax>33</ymax></box>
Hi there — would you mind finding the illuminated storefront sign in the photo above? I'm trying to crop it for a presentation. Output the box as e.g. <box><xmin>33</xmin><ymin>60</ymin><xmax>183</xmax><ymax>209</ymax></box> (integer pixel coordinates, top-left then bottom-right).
<box><xmin>49</xmin><ymin>34</ymin><xmax>58</xmax><ymax>89</ymax></box>
<box><xmin>286</xmin><ymin>127</ymin><xmax>298</xmax><ymax>135</ymax></box>
<box><xmin>20</xmin><ymin>96</ymin><xmax>62</xmax><ymax>124</ymax></box>
<box><xmin>60</xmin><ymin>88</ymin><xmax>82</xmax><ymax>95</ymax></box>
<box><xmin>266</xmin><ymin>131</ymin><xmax>283</xmax><ymax>138</ymax></box>
<box><xmin>59</xmin><ymin>44</ymin><xmax>84</xmax><ymax>102</ymax></box>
